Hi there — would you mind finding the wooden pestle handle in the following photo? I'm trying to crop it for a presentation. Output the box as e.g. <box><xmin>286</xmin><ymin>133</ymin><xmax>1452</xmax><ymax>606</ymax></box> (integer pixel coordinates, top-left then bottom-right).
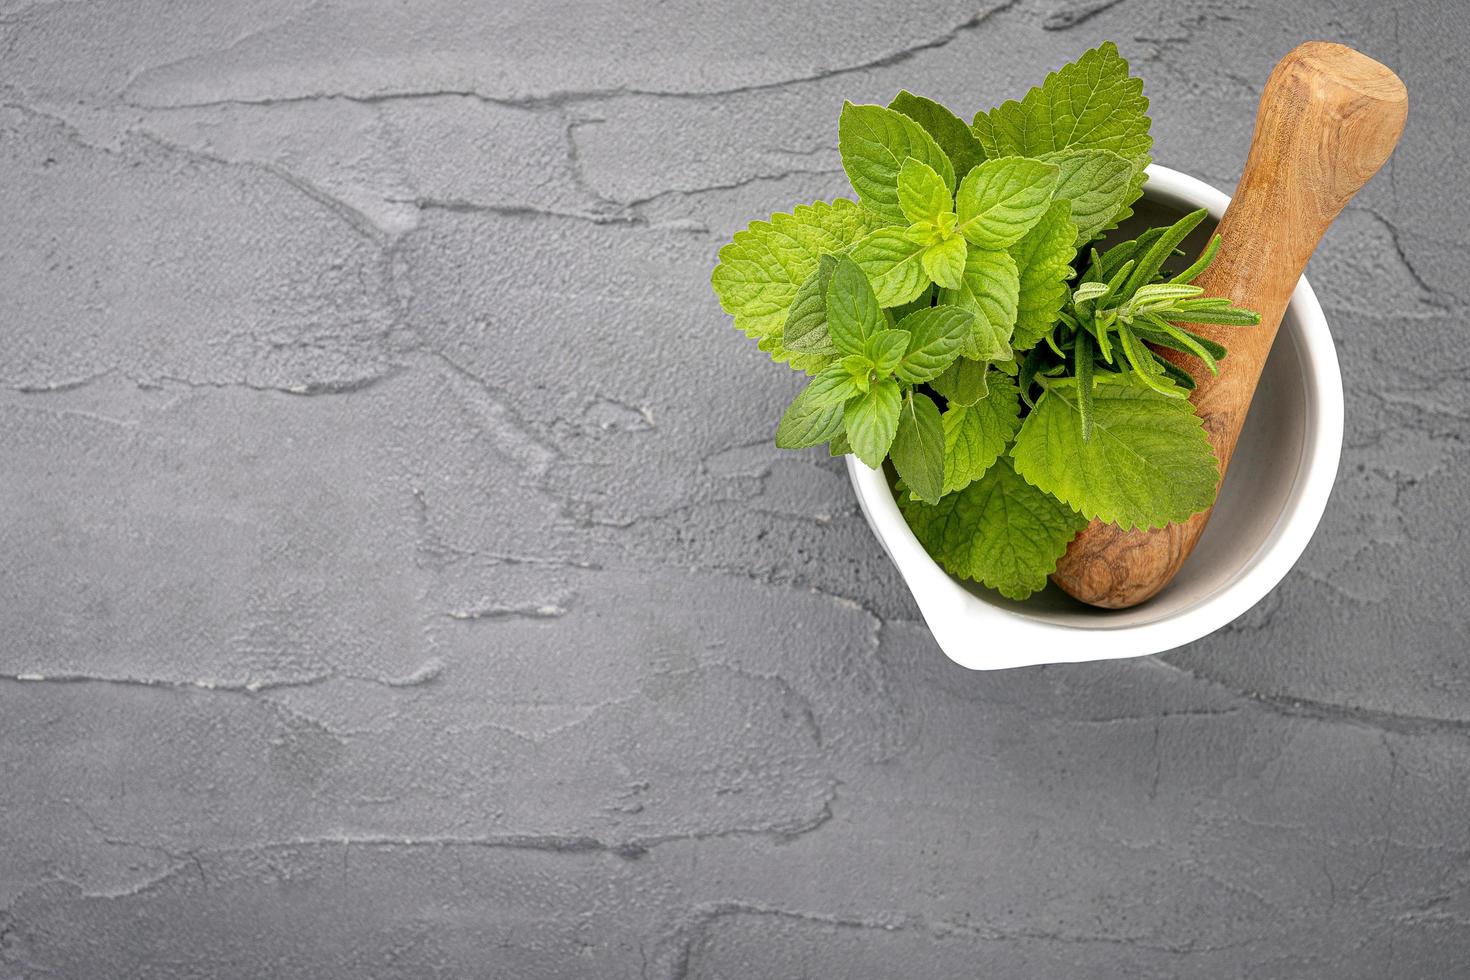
<box><xmin>1052</xmin><ymin>42</ymin><xmax>1408</xmax><ymax>609</ymax></box>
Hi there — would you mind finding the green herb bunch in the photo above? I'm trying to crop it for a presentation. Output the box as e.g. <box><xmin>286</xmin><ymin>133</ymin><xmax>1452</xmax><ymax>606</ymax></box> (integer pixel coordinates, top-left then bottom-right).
<box><xmin>710</xmin><ymin>43</ymin><xmax>1259</xmax><ymax>600</ymax></box>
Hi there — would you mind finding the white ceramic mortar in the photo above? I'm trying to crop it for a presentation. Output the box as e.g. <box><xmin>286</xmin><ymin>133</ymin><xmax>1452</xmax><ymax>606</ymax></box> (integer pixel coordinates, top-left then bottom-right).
<box><xmin>846</xmin><ymin>165</ymin><xmax>1343</xmax><ymax>669</ymax></box>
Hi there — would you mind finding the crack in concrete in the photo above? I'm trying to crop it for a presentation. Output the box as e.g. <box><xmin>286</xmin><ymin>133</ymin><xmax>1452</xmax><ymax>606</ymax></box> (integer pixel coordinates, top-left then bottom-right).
<box><xmin>1148</xmin><ymin>658</ymin><xmax>1470</xmax><ymax>737</ymax></box>
<box><xmin>0</xmin><ymin>661</ymin><xmax>444</xmax><ymax>694</ymax></box>
<box><xmin>661</xmin><ymin>895</ymin><xmax>1265</xmax><ymax>979</ymax></box>
<box><xmin>1346</xmin><ymin>204</ymin><xmax>1454</xmax><ymax>307</ymax></box>
<box><xmin>13</xmin><ymin>804</ymin><xmax>840</xmax><ymax>890</ymax></box>
<box><xmin>145</xmin><ymin>369</ymin><xmax>403</xmax><ymax>397</ymax></box>
<box><xmin>446</xmin><ymin>600</ymin><xmax>572</xmax><ymax>622</ymax></box>
<box><xmin>129</xmin><ymin>129</ymin><xmax>388</xmax><ymax>241</ymax></box>
<box><xmin>620</xmin><ymin>167</ymin><xmax>846</xmax><ymax>210</ymax></box>
<box><xmin>120</xmin><ymin>0</ymin><xmax>1023</xmax><ymax>113</ymax></box>
<box><xmin>385</xmin><ymin>194</ymin><xmax>638</xmax><ymax>226</ymax></box>
<box><xmin>1042</xmin><ymin>0</ymin><xmax>1131</xmax><ymax>31</ymax></box>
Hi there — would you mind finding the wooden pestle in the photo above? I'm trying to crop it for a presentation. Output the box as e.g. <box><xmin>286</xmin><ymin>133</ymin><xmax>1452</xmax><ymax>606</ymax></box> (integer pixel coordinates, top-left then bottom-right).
<box><xmin>1052</xmin><ymin>42</ymin><xmax>1408</xmax><ymax>609</ymax></box>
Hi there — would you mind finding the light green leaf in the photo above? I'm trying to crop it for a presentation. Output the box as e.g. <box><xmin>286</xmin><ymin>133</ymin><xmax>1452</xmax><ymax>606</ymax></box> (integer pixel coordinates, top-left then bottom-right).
<box><xmin>900</xmin><ymin>455</ymin><xmax>1087</xmax><ymax>600</ymax></box>
<box><xmin>783</xmin><ymin>254</ymin><xmax>840</xmax><ymax>356</ymax></box>
<box><xmin>804</xmin><ymin>362</ymin><xmax>865</xmax><ymax>408</ymax></box>
<box><xmin>844</xmin><ymin>378</ymin><xmax>902</xmax><ymax>468</ymax></box>
<box><xmin>1009</xmin><ymin>200</ymin><xmax>1077</xmax><ymax>350</ymax></box>
<box><xmin>848</xmin><ymin>227</ymin><xmax>930</xmax><ymax>307</ymax></box>
<box><xmin>865</xmin><ymin>330</ymin><xmax>910</xmax><ymax>375</ymax></box>
<box><xmin>825</xmin><ymin>256</ymin><xmax>885</xmax><ymax>356</ymax></box>
<box><xmin>891</xmin><ymin>391</ymin><xmax>945</xmax><ymax>504</ymax></box>
<box><xmin>1010</xmin><ymin>374</ymin><xmax>1219</xmax><ymax>529</ymax></box>
<box><xmin>922</xmin><ymin>235</ymin><xmax>968</xmax><ymax>289</ymax></box>
<box><xmin>939</xmin><ymin>247</ymin><xmax>1020</xmax><ymax>360</ymax></box>
<box><xmin>711</xmin><ymin>199</ymin><xmax>872</xmax><ymax>372</ymax></box>
<box><xmin>839</xmin><ymin>103</ymin><xmax>955</xmax><ymax>227</ymax></box>
<box><xmin>1043</xmin><ymin>149</ymin><xmax>1135</xmax><ymax>245</ymax></box>
<box><xmin>829</xmin><ymin>431</ymin><xmax>851</xmax><ymax>456</ymax></box>
<box><xmin>930</xmin><ymin>356</ymin><xmax>989</xmax><ymax>406</ymax></box>
<box><xmin>904</xmin><ymin>218</ymin><xmax>948</xmax><ymax>248</ymax></box>
<box><xmin>955</xmin><ymin>156</ymin><xmax>1060</xmax><ymax>249</ymax></box>
<box><xmin>941</xmin><ymin>371</ymin><xmax>1021</xmax><ymax>493</ymax></box>
<box><xmin>840</xmin><ymin>354</ymin><xmax>873</xmax><ymax>391</ymax></box>
<box><xmin>893</xmin><ymin>305</ymin><xmax>971</xmax><ymax>383</ymax></box>
<box><xmin>897</xmin><ymin>157</ymin><xmax>954</xmax><ymax>225</ymax></box>
<box><xmin>971</xmin><ymin>42</ymin><xmax>1153</xmax><ymax>169</ymax></box>
<box><xmin>775</xmin><ymin>382</ymin><xmax>846</xmax><ymax>449</ymax></box>
<box><xmin>890</xmin><ymin>91</ymin><xmax>986</xmax><ymax>179</ymax></box>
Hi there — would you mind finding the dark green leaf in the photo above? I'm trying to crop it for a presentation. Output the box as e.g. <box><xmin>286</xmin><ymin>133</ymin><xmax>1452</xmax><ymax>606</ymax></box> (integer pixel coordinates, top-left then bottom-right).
<box><xmin>825</xmin><ymin>256</ymin><xmax>885</xmax><ymax>356</ymax></box>
<box><xmin>955</xmin><ymin>157</ymin><xmax>1060</xmax><ymax>249</ymax></box>
<box><xmin>1121</xmin><ymin>208</ymin><xmax>1208</xmax><ymax>297</ymax></box>
<box><xmin>1043</xmin><ymin>149</ymin><xmax>1135</xmax><ymax>245</ymax></box>
<box><xmin>900</xmin><ymin>455</ymin><xmax>1087</xmax><ymax>600</ymax></box>
<box><xmin>1075</xmin><ymin>330</ymin><xmax>1095</xmax><ymax>441</ymax></box>
<box><xmin>938</xmin><ymin>247</ymin><xmax>1020</xmax><ymax>359</ymax></box>
<box><xmin>891</xmin><ymin>391</ymin><xmax>946</xmax><ymax>504</ymax></box>
<box><xmin>775</xmin><ymin>383</ymin><xmax>846</xmax><ymax>449</ymax></box>
<box><xmin>1010</xmin><ymin>200</ymin><xmax>1078</xmax><ymax>351</ymax></box>
<box><xmin>941</xmin><ymin>372</ymin><xmax>1021</xmax><ymax>493</ymax></box>
<box><xmin>890</xmin><ymin>91</ymin><xmax>986</xmax><ymax>178</ymax></box>
<box><xmin>844</xmin><ymin>378</ymin><xmax>903</xmax><ymax>467</ymax></box>
<box><xmin>930</xmin><ymin>355</ymin><xmax>990</xmax><ymax>406</ymax></box>
<box><xmin>839</xmin><ymin>102</ymin><xmax>956</xmax><ymax>227</ymax></box>
<box><xmin>865</xmin><ymin>330</ymin><xmax>911</xmax><ymax>375</ymax></box>
<box><xmin>783</xmin><ymin>254</ymin><xmax>840</xmax><ymax>355</ymax></box>
<box><xmin>893</xmin><ymin>306</ymin><xmax>973</xmax><ymax>383</ymax></box>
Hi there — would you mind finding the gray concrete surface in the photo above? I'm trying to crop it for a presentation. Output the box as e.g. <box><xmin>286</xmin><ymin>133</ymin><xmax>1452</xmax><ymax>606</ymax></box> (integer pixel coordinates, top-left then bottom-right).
<box><xmin>1</xmin><ymin>0</ymin><xmax>1467</xmax><ymax>976</ymax></box>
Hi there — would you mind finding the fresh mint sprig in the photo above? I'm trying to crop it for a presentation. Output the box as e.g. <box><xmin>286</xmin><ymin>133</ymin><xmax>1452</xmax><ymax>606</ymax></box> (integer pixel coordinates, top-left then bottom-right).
<box><xmin>774</xmin><ymin>254</ymin><xmax>973</xmax><ymax>504</ymax></box>
<box><xmin>710</xmin><ymin>41</ymin><xmax>1262</xmax><ymax>600</ymax></box>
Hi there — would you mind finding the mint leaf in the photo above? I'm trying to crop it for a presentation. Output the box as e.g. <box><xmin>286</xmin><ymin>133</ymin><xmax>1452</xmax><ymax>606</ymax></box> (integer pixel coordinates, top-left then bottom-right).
<box><xmin>955</xmin><ymin>157</ymin><xmax>1060</xmax><ymax>249</ymax></box>
<box><xmin>930</xmin><ymin>356</ymin><xmax>989</xmax><ymax>406</ymax></box>
<box><xmin>1009</xmin><ymin>200</ymin><xmax>1077</xmax><ymax>350</ymax></box>
<box><xmin>775</xmin><ymin>382</ymin><xmax>846</xmax><ymax>449</ymax></box>
<box><xmin>921</xmin><ymin>234</ymin><xmax>967</xmax><ymax>289</ymax></box>
<box><xmin>783</xmin><ymin>254</ymin><xmax>840</xmax><ymax>355</ymax></box>
<box><xmin>839</xmin><ymin>354</ymin><xmax>873</xmax><ymax>389</ymax></box>
<box><xmin>900</xmin><ymin>456</ymin><xmax>1087</xmax><ymax>600</ymax></box>
<box><xmin>711</xmin><ymin>199</ymin><xmax>872</xmax><ymax>372</ymax></box>
<box><xmin>897</xmin><ymin>157</ymin><xmax>953</xmax><ymax>225</ymax></box>
<box><xmin>844</xmin><ymin>378</ymin><xmax>902</xmax><ymax>468</ymax></box>
<box><xmin>825</xmin><ymin>256</ymin><xmax>885</xmax><ymax>356</ymax></box>
<box><xmin>942</xmin><ymin>371</ymin><xmax>1021</xmax><ymax>493</ymax></box>
<box><xmin>891</xmin><ymin>391</ymin><xmax>945</xmax><ymax>504</ymax></box>
<box><xmin>848</xmin><ymin>227</ymin><xmax>930</xmax><ymax>307</ymax></box>
<box><xmin>1044</xmin><ymin>149</ymin><xmax>1134</xmax><ymax>245</ymax></box>
<box><xmin>839</xmin><ymin>103</ymin><xmax>955</xmax><ymax>228</ymax></box>
<box><xmin>890</xmin><ymin>91</ymin><xmax>986</xmax><ymax>179</ymax></box>
<box><xmin>804</xmin><ymin>361</ymin><xmax>865</xmax><ymax>408</ymax></box>
<box><xmin>1010</xmin><ymin>374</ymin><xmax>1218</xmax><ymax>529</ymax></box>
<box><xmin>864</xmin><ymin>330</ymin><xmax>910</xmax><ymax>375</ymax></box>
<box><xmin>972</xmin><ymin>42</ymin><xmax>1152</xmax><ymax>170</ymax></box>
<box><xmin>893</xmin><ymin>305</ymin><xmax>971</xmax><ymax>383</ymax></box>
<box><xmin>939</xmin><ymin>247</ymin><xmax>1019</xmax><ymax>360</ymax></box>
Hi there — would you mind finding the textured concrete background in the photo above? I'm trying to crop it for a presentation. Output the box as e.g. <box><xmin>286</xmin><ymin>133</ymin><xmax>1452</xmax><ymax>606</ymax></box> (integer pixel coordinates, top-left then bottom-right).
<box><xmin>1</xmin><ymin>0</ymin><xmax>1467</xmax><ymax>976</ymax></box>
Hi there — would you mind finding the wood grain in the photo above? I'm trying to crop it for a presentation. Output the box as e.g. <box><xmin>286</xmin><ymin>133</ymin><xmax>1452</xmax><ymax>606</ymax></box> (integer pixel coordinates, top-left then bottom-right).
<box><xmin>1052</xmin><ymin>42</ymin><xmax>1408</xmax><ymax>609</ymax></box>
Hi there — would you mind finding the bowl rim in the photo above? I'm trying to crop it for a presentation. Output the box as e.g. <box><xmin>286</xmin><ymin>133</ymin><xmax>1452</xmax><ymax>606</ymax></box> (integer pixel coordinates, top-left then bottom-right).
<box><xmin>845</xmin><ymin>164</ymin><xmax>1344</xmax><ymax>669</ymax></box>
